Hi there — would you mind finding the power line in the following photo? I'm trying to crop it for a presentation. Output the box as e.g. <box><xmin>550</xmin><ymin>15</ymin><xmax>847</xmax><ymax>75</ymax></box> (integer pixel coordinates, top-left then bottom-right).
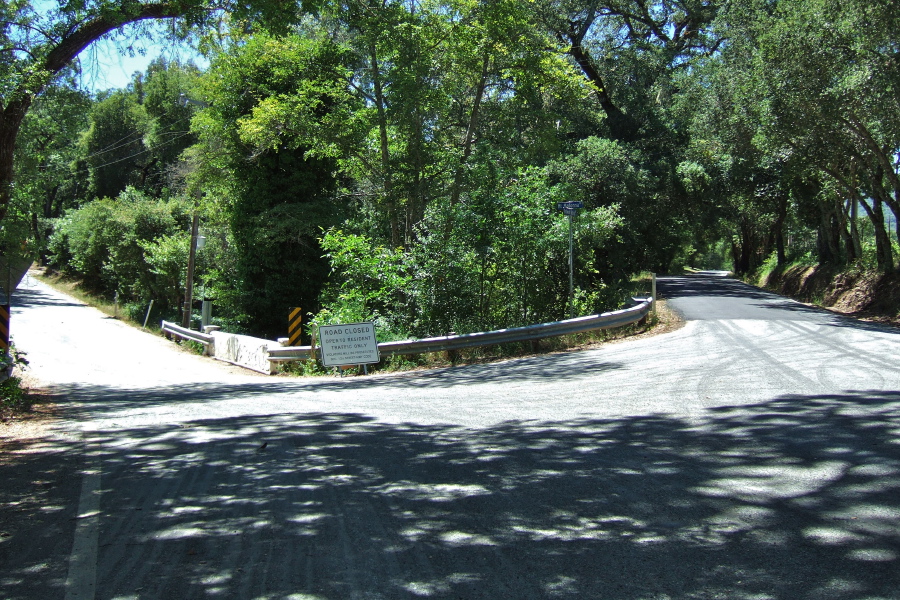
<box><xmin>36</xmin><ymin>130</ymin><xmax>195</xmax><ymax>176</ymax></box>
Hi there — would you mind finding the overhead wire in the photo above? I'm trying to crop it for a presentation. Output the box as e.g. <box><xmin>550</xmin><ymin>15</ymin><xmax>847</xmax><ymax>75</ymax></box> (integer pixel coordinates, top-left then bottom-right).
<box><xmin>78</xmin><ymin>112</ymin><xmax>195</xmax><ymax>161</ymax></box>
<box><xmin>78</xmin><ymin>131</ymin><xmax>195</xmax><ymax>172</ymax></box>
<box><xmin>35</xmin><ymin>129</ymin><xmax>195</xmax><ymax>176</ymax></box>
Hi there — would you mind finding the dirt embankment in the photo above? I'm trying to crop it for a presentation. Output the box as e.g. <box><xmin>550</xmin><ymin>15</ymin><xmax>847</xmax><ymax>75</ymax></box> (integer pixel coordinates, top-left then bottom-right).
<box><xmin>759</xmin><ymin>265</ymin><xmax>900</xmax><ymax>326</ymax></box>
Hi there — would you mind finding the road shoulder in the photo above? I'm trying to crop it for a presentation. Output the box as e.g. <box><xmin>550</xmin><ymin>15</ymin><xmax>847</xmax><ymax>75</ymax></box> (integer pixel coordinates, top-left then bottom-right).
<box><xmin>0</xmin><ymin>377</ymin><xmax>82</xmax><ymax>600</ymax></box>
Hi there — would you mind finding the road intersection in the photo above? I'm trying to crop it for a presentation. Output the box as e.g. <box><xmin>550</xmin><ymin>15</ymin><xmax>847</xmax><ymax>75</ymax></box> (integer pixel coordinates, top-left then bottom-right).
<box><xmin>3</xmin><ymin>273</ymin><xmax>899</xmax><ymax>599</ymax></box>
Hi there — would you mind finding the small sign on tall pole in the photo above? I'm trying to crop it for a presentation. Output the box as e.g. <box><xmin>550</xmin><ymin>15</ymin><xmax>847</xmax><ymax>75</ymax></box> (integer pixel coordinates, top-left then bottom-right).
<box><xmin>181</xmin><ymin>213</ymin><xmax>200</xmax><ymax>329</ymax></box>
<box><xmin>556</xmin><ymin>201</ymin><xmax>584</xmax><ymax>318</ymax></box>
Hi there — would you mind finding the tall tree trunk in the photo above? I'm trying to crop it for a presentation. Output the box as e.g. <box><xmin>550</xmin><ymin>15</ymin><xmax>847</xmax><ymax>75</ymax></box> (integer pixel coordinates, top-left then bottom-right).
<box><xmin>736</xmin><ymin>219</ymin><xmax>753</xmax><ymax>274</ymax></box>
<box><xmin>444</xmin><ymin>54</ymin><xmax>490</xmax><ymax>239</ymax></box>
<box><xmin>816</xmin><ymin>201</ymin><xmax>841</xmax><ymax>265</ymax></box>
<box><xmin>557</xmin><ymin>11</ymin><xmax>639</xmax><ymax>142</ymax></box>
<box><xmin>858</xmin><ymin>196</ymin><xmax>893</xmax><ymax>273</ymax></box>
<box><xmin>566</xmin><ymin>43</ymin><xmax>637</xmax><ymax>142</ymax></box>
<box><xmin>868</xmin><ymin>167</ymin><xmax>900</xmax><ymax>269</ymax></box>
<box><xmin>772</xmin><ymin>195</ymin><xmax>788</xmax><ymax>266</ymax></box>
<box><xmin>408</xmin><ymin>111</ymin><xmax>427</xmax><ymax>243</ymax></box>
<box><xmin>848</xmin><ymin>197</ymin><xmax>863</xmax><ymax>261</ymax></box>
<box><xmin>0</xmin><ymin>104</ymin><xmax>30</xmax><ymax>225</ymax></box>
<box><xmin>369</xmin><ymin>40</ymin><xmax>399</xmax><ymax>248</ymax></box>
<box><xmin>834</xmin><ymin>195</ymin><xmax>855</xmax><ymax>263</ymax></box>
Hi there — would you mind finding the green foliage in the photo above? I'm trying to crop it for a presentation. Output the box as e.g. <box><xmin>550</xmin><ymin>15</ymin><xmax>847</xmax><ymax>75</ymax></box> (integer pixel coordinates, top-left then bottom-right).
<box><xmin>139</xmin><ymin>233</ymin><xmax>190</xmax><ymax>310</ymax></box>
<box><xmin>47</xmin><ymin>188</ymin><xmax>191</xmax><ymax>310</ymax></box>
<box><xmin>685</xmin><ymin>0</ymin><xmax>900</xmax><ymax>273</ymax></box>
<box><xmin>0</xmin><ymin>377</ymin><xmax>29</xmax><ymax>418</ymax></box>
<box><xmin>0</xmin><ymin>346</ymin><xmax>30</xmax><ymax>419</ymax></box>
<box><xmin>80</xmin><ymin>90</ymin><xmax>152</xmax><ymax>200</ymax></box>
<box><xmin>552</xmin><ymin>136</ymin><xmax>684</xmax><ymax>275</ymax></box>
<box><xmin>311</xmin><ymin>228</ymin><xmax>411</xmax><ymax>338</ymax></box>
<box><xmin>26</xmin><ymin>0</ymin><xmax>900</xmax><ymax>349</ymax></box>
<box><xmin>12</xmin><ymin>84</ymin><xmax>91</xmax><ymax>254</ymax></box>
<box><xmin>77</xmin><ymin>60</ymin><xmax>200</xmax><ymax>202</ymax></box>
<box><xmin>314</xmin><ymin>165</ymin><xmax>622</xmax><ymax>338</ymax></box>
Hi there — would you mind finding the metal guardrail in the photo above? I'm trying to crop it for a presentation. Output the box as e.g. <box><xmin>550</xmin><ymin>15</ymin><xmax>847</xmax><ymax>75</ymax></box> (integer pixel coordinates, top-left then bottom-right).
<box><xmin>266</xmin><ymin>298</ymin><xmax>652</xmax><ymax>363</ymax></box>
<box><xmin>268</xmin><ymin>346</ymin><xmax>313</xmax><ymax>362</ymax></box>
<box><xmin>161</xmin><ymin>299</ymin><xmax>651</xmax><ymax>369</ymax></box>
<box><xmin>378</xmin><ymin>300</ymin><xmax>651</xmax><ymax>357</ymax></box>
<box><xmin>161</xmin><ymin>320</ymin><xmax>215</xmax><ymax>348</ymax></box>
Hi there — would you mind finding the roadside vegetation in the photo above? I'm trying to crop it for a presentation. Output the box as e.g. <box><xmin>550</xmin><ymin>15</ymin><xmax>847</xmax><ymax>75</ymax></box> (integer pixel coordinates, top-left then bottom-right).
<box><xmin>748</xmin><ymin>261</ymin><xmax>900</xmax><ymax>327</ymax></box>
<box><xmin>0</xmin><ymin>0</ymin><xmax>897</xmax><ymax>365</ymax></box>
<box><xmin>0</xmin><ymin>347</ymin><xmax>31</xmax><ymax>422</ymax></box>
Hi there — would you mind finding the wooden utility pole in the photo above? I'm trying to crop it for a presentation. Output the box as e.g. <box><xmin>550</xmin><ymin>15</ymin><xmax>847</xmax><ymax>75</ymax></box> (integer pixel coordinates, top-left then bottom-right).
<box><xmin>181</xmin><ymin>213</ymin><xmax>199</xmax><ymax>329</ymax></box>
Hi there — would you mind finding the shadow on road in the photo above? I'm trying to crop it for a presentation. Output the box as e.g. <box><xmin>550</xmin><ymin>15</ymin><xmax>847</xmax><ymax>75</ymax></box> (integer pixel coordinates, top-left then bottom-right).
<box><xmin>6</xmin><ymin>389</ymin><xmax>899</xmax><ymax>599</ymax></box>
<box><xmin>11</xmin><ymin>283</ymin><xmax>86</xmax><ymax>309</ymax></box>
<box><xmin>44</xmin><ymin>352</ymin><xmax>625</xmax><ymax>419</ymax></box>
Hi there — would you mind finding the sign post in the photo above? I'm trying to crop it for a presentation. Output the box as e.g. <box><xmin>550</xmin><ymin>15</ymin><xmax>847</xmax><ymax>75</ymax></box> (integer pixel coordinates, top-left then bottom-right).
<box><xmin>555</xmin><ymin>201</ymin><xmax>584</xmax><ymax>318</ymax></box>
<box><xmin>317</xmin><ymin>322</ymin><xmax>380</xmax><ymax>369</ymax></box>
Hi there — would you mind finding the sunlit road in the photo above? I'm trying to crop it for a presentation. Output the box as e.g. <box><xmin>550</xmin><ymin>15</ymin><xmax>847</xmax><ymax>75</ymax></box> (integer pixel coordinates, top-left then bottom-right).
<box><xmin>3</xmin><ymin>272</ymin><xmax>900</xmax><ymax>599</ymax></box>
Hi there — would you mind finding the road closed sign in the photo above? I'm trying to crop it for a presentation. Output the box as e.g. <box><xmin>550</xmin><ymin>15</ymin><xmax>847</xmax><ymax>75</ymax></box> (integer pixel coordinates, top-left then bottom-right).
<box><xmin>318</xmin><ymin>322</ymin><xmax>380</xmax><ymax>367</ymax></box>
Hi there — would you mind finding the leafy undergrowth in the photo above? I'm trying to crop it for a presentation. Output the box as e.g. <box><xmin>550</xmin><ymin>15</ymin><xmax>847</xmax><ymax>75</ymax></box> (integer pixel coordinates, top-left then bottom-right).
<box><xmin>0</xmin><ymin>348</ymin><xmax>34</xmax><ymax>422</ymax></box>
<box><xmin>756</xmin><ymin>264</ymin><xmax>900</xmax><ymax>326</ymax></box>
<box><xmin>33</xmin><ymin>268</ymin><xmax>121</xmax><ymax>320</ymax></box>
<box><xmin>0</xmin><ymin>377</ymin><xmax>30</xmax><ymax>421</ymax></box>
<box><xmin>0</xmin><ymin>372</ymin><xmax>57</xmax><ymax>425</ymax></box>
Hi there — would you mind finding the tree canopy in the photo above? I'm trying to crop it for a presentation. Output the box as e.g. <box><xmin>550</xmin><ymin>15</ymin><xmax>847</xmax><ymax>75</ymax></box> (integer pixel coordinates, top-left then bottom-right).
<box><xmin>0</xmin><ymin>0</ymin><xmax>311</xmax><ymax>228</ymax></box>
<box><xmin>10</xmin><ymin>0</ymin><xmax>900</xmax><ymax>343</ymax></box>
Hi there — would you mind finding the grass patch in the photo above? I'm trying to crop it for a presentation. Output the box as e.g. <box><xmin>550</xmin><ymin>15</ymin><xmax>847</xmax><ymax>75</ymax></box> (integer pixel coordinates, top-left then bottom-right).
<box><xmin>34</xmin><ymin>269</ymin><xmax>122</xmax><ymax>319</ymax></box>
<box><xmin>0</xmin><ymin>377</ymin><xmax>31</xmax><ymax>421</ymax></box>
<box><xmin>33</xmin><ymin>268</ymin><xmax>170</xmax><ymax>333</ymax></box>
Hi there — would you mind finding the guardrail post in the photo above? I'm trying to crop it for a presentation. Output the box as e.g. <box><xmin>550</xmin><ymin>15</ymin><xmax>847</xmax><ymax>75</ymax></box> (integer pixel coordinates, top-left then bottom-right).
<box><xmin>651</xmin><ymin>272</ymin><xmax>657</xmax><ymax>314</ymax></box>
<box><xmin>201</xmin><ymin>300</ymin><xmax>212</xmax><ymax>328</ymax></box>
<box><xmin>142</xmin><ymin>299</ymin><xmax>154</xmax><ymax>330</ymax></box>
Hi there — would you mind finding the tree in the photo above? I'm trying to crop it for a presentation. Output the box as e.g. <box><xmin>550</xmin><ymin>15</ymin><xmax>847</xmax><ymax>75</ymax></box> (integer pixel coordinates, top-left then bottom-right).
<box><xmin>535</xmin><ymin>0</ymin><xmax>723</xmax><ymax>142</ymax></box>
<box><xmin>77</xmin><ymin>58</ymin><xmax>200</xmax><ymax>201</ymax></box>
<box><xmin>0</xmin><ymin>0</ymin><xmax>310</xmax><ymax>234</ymax></box>
<box><xmin>700</xmin><ymin>0</ymin><xmax>900</xmax><ymax>273</ymax></box>
<box><xmin>187</xmin><ymin>33</ymin><xmax>357</xmax><ymax>336</ymax></box>
<box><xmin>12</xmin><ymin>82</ymin><xmax>91</xmax><ymax>255</ymax></box>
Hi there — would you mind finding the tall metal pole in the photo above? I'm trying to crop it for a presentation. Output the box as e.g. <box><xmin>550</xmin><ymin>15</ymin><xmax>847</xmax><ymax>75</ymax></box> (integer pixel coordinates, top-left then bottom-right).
<box><xmin>568</xmin><ymin>212</ymin><xmax>574</xmax><ymax>318</ymax></box>
<box><xmin>182</xmin><ymin>213</ymin><xmax>199</xmax><ymax>329</ymax></box>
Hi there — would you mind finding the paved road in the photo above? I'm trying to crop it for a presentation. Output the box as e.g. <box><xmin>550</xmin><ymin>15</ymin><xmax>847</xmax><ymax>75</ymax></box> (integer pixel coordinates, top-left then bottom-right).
<box><xmin>3</xmin><ymin>273</ymin><xmax>900</xmax><ymax>599</ymax></box>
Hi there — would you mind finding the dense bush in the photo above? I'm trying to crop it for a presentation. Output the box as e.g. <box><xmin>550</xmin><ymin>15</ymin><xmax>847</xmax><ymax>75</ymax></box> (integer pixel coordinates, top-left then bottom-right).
<box><xmin>312</xmin><ymin>166</ymin><xmax>625</xmax><ymax>338</ymax></box>
<box><xmin>48</xmin><ymin>188</ymin><xmax>192</xmax><ymax>313</ymax></box>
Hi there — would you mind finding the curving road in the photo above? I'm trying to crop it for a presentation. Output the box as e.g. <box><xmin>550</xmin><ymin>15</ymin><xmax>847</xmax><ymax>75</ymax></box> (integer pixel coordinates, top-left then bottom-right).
<box><xmin>2</xmin><ymin>272</ymin><xmax>900</xmax><ymax>599</ymax></box>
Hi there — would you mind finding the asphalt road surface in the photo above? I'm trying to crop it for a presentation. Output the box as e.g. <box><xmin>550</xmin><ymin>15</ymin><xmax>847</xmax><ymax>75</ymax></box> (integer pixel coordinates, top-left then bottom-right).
<box><xmin>3</xmin><ymin>272</ymin><xmax>900</xmax><ymax>600</ymax></box>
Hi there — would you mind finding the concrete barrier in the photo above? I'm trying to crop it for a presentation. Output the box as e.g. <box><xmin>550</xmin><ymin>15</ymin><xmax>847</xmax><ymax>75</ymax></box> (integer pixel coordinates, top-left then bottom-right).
<box><xmin>209</xmin><ymin>330</ymin><xmax>281</xmax><ymax>374</ymax></box>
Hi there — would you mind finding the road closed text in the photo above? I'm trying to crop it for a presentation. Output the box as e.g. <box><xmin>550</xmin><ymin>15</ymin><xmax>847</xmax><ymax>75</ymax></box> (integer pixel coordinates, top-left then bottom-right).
<box><xmin>318</xmin><ymin>322</ymin><xmax>380</xmax><ymax>366</ymax></box>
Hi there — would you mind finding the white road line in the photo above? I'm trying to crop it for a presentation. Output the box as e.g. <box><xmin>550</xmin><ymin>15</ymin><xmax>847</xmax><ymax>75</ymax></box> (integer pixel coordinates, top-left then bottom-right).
<box><xmin>65</xmin><ymin>439</ymin><xmax>101</xmax><ymax>600</ymax></box>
